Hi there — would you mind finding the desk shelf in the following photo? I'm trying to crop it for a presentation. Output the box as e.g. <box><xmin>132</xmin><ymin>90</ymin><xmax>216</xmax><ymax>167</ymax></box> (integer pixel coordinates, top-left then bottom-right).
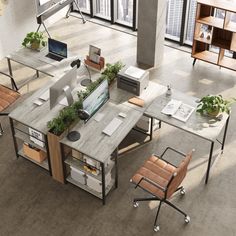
<box><xmin>61</xmin><ymin>144</ymin><xmax>117</xmax><ymax>205</ymax></box>
<box><xmin>15</xmin><ymin>131</ymin><xmax>47</xmax><ymax>152</ymax></box>
<box><xmin>64</xmin><ymin>155</ymin><xmax>114</xmax><ymax>181</ymax></box>
<box><xmin>9</xmin><ymin>118</ymin><xmax>51</xmax><ymax>174</ymax></box>
<box><xmin>18</xmin><ymin>149</ymin><xmax>49</xmax><ymax>170</ymax></box>
<box><xmin>67</xmin><ymin>175</ymin><xmax>115</xmax><ymax>199</ymax></box>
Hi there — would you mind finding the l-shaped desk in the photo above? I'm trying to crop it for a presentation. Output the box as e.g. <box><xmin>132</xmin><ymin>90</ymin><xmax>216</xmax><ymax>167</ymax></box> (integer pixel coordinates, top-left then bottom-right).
<box><xmin>8</xmin><ymin>49</ymin><xmax>230</xmax><ymax>204</ymax></box>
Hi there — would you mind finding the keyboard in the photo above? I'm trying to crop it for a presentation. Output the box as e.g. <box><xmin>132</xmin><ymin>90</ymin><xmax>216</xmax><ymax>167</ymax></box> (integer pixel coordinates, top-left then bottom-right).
<box><xmin>46</xmin><ymin>53</ymin><xmax>64</xmax><ymax>62</ymax></box>
<box><xmin>102</xmin><ymin>118</ymin><xmax>123</xmax><ymax>136</ymax></box>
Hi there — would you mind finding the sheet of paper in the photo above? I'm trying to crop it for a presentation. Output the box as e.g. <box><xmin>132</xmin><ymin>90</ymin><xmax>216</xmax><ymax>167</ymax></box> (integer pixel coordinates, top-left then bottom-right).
<box><xmin>125</xmin><ymin>66</ymin><xmax>145</xmax><ymax>79</ymax></box>
<box><xmin>161</xmin><ymin>99</ymin><xmax>182</xmax><ymax>116</ymax></box>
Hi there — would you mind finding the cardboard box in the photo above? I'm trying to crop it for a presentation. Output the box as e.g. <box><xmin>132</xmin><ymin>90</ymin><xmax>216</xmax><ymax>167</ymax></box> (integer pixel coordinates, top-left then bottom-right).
<box><xmin>23</xmin><ymin>143</ymin><xmax>47</xmax><ymax>163</ymax></box>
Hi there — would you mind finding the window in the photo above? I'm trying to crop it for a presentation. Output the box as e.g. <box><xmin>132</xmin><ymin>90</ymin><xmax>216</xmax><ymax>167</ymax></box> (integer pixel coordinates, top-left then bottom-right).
<box><xmin>116</xmin><ymin>0</ymin><xmax>133</xmax><ymax>26</ymax></box>
<box><xmin>185</xmin><ymin>0</ymin><xmax>197</xmax><ymax>44</ymax></box>
<box><xmin>95</xmin><ymin>0</ymin><xmax>111</xmax><ymax>19</ymax></box>
<box><xmin>77</xmin><ymin>0</ymin><xmax>91</xmax><ymax>13</ymax></box>
<box><xmin>166</xmin><ymin>0</ymin><xmax>184</xmax><ymax>41</ymax></box>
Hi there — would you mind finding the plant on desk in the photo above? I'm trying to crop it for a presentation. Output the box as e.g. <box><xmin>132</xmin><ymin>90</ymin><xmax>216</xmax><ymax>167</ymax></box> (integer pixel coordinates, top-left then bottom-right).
<box><xmin>48</xmin><ymin>104</ymin><xmax>81</xmax><ymax>136</ymax></box>
<box><xmin>197</xmin><ymin>95</ymin><xmax>236</xmax><ymax>117</ymax></box>
<box><xmin>22</xmin><ymin>32</ymin><xmax>47</xmax><ymax>50</ymax></box>
<box><xmin>101</xmin><ymin>61</ymin><xmax>124</xmax><ymax>85</ymax></box>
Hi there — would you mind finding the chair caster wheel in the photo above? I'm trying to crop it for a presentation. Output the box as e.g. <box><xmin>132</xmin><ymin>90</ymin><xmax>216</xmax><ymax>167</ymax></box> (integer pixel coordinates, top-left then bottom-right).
<box><xmin>133</xmin><ymin>201</ymin><xmax>139</xmax><ymax>208</ymax></box>
<box><xmin>185</xmin><ymin>215</ymin><xmax>190</xmax><ymax>223</ymax></box>
<box><xmin>154</xmin><ymin>225</ymin><xmax>160</xmax><ymax>232</ymax></box>
<box><xmin>180</xmin><ymin>187</ymin><xmax>186</xmax><ymax>195</ymax></box>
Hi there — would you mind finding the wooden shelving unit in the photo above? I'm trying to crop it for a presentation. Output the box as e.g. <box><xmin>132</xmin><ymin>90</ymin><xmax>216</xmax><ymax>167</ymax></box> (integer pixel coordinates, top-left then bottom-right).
<box><xmin>192</xmin><ymin>0</ymin><xmax>236</xmax><ymax>71</ymax></box>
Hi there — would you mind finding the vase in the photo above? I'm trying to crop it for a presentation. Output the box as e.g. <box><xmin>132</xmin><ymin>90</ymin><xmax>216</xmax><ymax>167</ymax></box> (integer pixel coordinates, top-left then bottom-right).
<box><xmin>207</xmin><ymin>110</ymin><xmax>220</xmax><ymax>117</ymax></box>
<box><xmin>30</xmin><ymin>42</ymin><xmax>40</xmax><ymax>50</ymax></box>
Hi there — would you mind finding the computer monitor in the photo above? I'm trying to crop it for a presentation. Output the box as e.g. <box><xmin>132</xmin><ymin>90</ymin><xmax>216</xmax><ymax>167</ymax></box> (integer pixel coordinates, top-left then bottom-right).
<box><xmin>50</xmin><ymin>66</ymin><xmax>77</xmax><ymax>109</ymax></box>
<box><xmin>82</xmin><ymin>79</ymin><xmax>109</xmax><ymax>121</ymax></box>
<box><xmin>48</xmin><ymin>38</ymin><xmax>67</xmax><ymax>58</ymax></box>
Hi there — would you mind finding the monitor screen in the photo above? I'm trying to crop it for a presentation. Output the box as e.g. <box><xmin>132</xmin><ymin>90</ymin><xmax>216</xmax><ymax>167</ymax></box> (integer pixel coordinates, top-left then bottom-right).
<box><xmin>83</xmin><ymin>79</ymin><xmax>109</xmax><ymax>120</ymax></box>
<box><xmin>48</xmin><ymin>38</ymin><xmax>67</xmax><ymax>58</ymax></box>
<box><xmin>50</xmin><ymin>67</ymin><xmax>77</xmax><ymax>109</ymax></box>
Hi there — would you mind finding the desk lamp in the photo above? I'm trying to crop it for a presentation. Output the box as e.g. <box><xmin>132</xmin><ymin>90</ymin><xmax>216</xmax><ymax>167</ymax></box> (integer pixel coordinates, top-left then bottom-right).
<box><xmin>67</xmin><ymin>109</ymin><xmax>90</xmax><ymax>142</ymax></box>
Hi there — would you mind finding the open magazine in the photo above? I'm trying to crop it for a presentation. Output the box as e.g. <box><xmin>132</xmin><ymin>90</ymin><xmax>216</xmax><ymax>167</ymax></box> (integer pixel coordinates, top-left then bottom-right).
<box><xmin>161</xmin><ymin>99</ymin><xmax>195</xmax><ymax>122</ymax></box>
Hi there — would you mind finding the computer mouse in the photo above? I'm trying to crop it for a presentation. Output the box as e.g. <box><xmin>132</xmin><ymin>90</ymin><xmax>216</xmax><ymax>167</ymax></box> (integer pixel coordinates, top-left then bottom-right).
<box><xmin>78</xmin><ymin>109</ymin><xmax>90</xmax><ymax>120</ymax></box>
<box><xmin>70</xmin><ymin>59</ymin><xmax>81</xmax><ymax>68</ymax></box>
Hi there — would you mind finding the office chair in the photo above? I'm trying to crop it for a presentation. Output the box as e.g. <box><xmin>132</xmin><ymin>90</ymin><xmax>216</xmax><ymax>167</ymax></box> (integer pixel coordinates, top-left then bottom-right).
<box><xmin>0</xmin><ymin>71</ymin><xmax>20</xmax><ymax>135</ymax></box>
<box><xmin>130</xmin><ymin>147</ymin><xmax>194</xmax><ymax>232</ymax></box>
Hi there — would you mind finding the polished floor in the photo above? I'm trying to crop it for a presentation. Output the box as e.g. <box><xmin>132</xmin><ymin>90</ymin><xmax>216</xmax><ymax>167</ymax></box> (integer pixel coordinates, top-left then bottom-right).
<box><xmin>0</xmin><ymin>16</ymin><xmax>236</xmax><ymax>236</ymax></box>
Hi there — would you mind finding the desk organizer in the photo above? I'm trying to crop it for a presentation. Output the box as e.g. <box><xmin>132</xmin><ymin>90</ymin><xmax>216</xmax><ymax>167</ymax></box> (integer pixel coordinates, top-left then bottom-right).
<box><xmin>23</xmin><ymin>143</ymin><xmax>47</xmax><ymax>163</ymax></box>
<box><xmin>84</xmin><ymin>56</ymin><xmax>105</xmax><ymax>71</ymax></box>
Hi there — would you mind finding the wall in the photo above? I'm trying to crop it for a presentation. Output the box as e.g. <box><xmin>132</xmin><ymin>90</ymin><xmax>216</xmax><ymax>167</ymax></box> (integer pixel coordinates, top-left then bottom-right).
<box><xmin>0</xmin><ymin>0</ymin><xmax>67</xmax><ymax>60</ymax></box>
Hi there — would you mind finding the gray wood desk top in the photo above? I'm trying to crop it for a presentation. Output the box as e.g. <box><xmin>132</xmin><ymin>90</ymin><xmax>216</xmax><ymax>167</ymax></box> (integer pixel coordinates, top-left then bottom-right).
<box><xmin>145</xmin><ymin>90</ymin><xmax>229</xmax><ymax>142</ymax></box>
<box><xmin>7</xmin><ymin>48</ymin><xmax>80</xmax><ymax>77</ymax></box>
<box><xmin>9</xmin><ymin>73</ymin><xmax>88</xmax><ymax>134</ymax></box>
<box><xmin>110</xmin><ymin>81</ymin><xmax>167</xmax><ymax>112</ymax></box>
<box><xmin>60</xmin><ymin>101</ymin><xmax>143</xmax><ymax>163</ymax></box>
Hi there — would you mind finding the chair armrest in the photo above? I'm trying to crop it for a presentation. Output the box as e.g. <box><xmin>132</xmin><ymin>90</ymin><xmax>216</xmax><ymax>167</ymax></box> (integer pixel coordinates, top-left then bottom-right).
<box><xmin>135</xmin><ymin>176</ymin><xmax>166</xmax><ymax>192</ymax></box>
<box><xmin>0</xmin><ymin>71</ymin><xmax>18</xmax><ymax>91</ymax></box>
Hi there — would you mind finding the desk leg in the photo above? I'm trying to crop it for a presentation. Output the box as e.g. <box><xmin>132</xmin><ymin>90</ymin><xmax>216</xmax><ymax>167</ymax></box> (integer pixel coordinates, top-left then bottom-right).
<box><xmin>221</xmin><ymin>116</ymin><xmax>230</xmax><ymax>154</ymax></box>
<box><xmin>205</xmin><ymin>141</ymin><xmax>214</xmax><ymax>184</ymax></box>
<box><xmin>114</xmin><ymin>148</ymin><xmax>118</xmax><ymax>188</ymax></box>
<box><xmin>7</xmin><ymin>58</ymin><xmax>14</xmax><ymax>89</ymax></box>
<box><xmin>9</xmin><ymin>117</ymin><xmax>18</xmax><ymax>159</ymax></box>
<box><xmin>150</xmin><ymin>117</ymin><xmax>153</xmax><ymax>141</ymax></box>
<box><xmin>101</xmin><ymin>163</ymin><xmax>106</xmax><ymax>205</ymax></box>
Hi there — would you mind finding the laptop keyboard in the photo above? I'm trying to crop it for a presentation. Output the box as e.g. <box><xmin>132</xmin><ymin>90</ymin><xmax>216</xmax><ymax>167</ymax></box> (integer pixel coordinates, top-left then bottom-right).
<box><xmin>46</xmin><ymin>53</ymin><xmax>64</xmax><ymax>62</ymax></box>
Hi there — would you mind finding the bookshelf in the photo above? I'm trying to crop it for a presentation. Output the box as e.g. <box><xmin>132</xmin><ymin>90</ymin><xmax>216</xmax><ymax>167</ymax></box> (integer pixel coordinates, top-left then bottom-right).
<box><xmin>192</xmin><ymin>0</ymin><xmax>236</xmax><ymax>71</ymax></box>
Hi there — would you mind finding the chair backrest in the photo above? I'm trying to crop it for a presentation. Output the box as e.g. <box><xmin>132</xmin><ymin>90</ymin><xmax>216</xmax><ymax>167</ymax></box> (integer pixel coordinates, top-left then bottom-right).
<box><xmin>166</xmin><ymin>150</ymin><xmax>193</xmax><ymax>199</ymax></box>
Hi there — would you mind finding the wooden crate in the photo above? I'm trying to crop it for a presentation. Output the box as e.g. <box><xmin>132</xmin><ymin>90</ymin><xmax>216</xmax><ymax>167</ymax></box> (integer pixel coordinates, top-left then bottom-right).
<box><xmin>23</xmin><ymin>143</ymin><xmax>47</xmax><ymax>163</ymax></box>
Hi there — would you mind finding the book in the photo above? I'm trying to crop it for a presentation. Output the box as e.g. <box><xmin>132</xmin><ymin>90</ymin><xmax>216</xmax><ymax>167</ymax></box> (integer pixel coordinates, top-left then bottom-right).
<box><xmin>161</xmin><ymin>99</ymin><xmax>195</xmax><ymax>122</ymax></box>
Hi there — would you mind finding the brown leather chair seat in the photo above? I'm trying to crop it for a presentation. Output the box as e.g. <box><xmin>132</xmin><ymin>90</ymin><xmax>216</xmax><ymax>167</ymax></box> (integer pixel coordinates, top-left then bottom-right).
<box><xmin>132</xmin><ymin>155</ymin><xmax>176</xmax><ymax>199</ymax></box>
<box><xmin>0</xmin><ymin>84</ymin><xmax>20</xmax><ymax>112</ymax></box>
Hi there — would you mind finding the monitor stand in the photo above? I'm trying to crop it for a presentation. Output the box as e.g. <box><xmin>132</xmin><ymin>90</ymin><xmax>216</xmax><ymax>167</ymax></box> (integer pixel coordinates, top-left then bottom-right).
<box><xmin>67</xmin><ymin>131</ymin><xmax>80</xmax><ymax>142</ymax></box>
<box><xmin>63</xmin><ymin>85</ymin><xmax>74</xmax><ymax>106</ymax></box>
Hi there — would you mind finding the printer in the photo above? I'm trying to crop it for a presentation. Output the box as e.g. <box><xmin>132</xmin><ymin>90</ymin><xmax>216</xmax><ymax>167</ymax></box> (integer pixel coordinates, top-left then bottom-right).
<box><xmin>117</xmin><ymin>66</ymin><xmax>149</xmax><ymax>96</ymax></box>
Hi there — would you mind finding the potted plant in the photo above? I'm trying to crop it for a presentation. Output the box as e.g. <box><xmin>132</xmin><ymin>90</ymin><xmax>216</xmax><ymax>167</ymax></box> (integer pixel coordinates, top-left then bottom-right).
<box><xmin>22</xmin><ymin>32</ymin><xmax>47</xmax><ymax>50</ymax></box>
<box><xmin>197</xmin><ymin>94</ymin><xmax>236</xmax><ymax>117</ymax></box>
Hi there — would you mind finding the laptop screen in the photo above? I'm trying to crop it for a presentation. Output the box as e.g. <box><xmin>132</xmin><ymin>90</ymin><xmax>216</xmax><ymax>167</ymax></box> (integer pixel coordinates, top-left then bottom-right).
<box><xmin>48</xmin><ymin>38</ymin><xmax>67</xmax><ymax>58</ymax></box>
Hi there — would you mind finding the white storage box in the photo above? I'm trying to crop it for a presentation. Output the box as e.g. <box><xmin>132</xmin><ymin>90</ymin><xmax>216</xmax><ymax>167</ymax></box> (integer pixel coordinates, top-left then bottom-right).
<box><xmin>70</xmin><ymin>166</ymin><xmax>86</xmax><ymax>185</ymax></box>
<box><xmin>87</xmin><ymin>172</ymin><xmax>112</xmax><ymax>193</ymax></box>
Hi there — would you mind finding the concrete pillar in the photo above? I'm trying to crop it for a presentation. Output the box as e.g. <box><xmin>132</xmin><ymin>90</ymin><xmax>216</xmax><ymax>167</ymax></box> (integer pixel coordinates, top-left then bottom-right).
<box><xmin>137</xmin><ymin>0</ymin><xmax>167</xmax><ymax>68</ymax></box>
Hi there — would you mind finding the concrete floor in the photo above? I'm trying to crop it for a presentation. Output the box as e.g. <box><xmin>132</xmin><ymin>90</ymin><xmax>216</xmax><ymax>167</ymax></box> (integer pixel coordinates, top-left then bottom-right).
<box><xmin>0</xmin><ymin>16</ymin><xmax>236</xmax><ymax>236</ymax></box>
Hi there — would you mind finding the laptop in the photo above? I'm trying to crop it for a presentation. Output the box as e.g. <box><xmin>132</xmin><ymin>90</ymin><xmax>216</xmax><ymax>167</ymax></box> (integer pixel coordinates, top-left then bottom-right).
<box><xmin>45</xmin><ymin>38</ymin><xmax>67</xmax><ymax>62</ymax></box>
